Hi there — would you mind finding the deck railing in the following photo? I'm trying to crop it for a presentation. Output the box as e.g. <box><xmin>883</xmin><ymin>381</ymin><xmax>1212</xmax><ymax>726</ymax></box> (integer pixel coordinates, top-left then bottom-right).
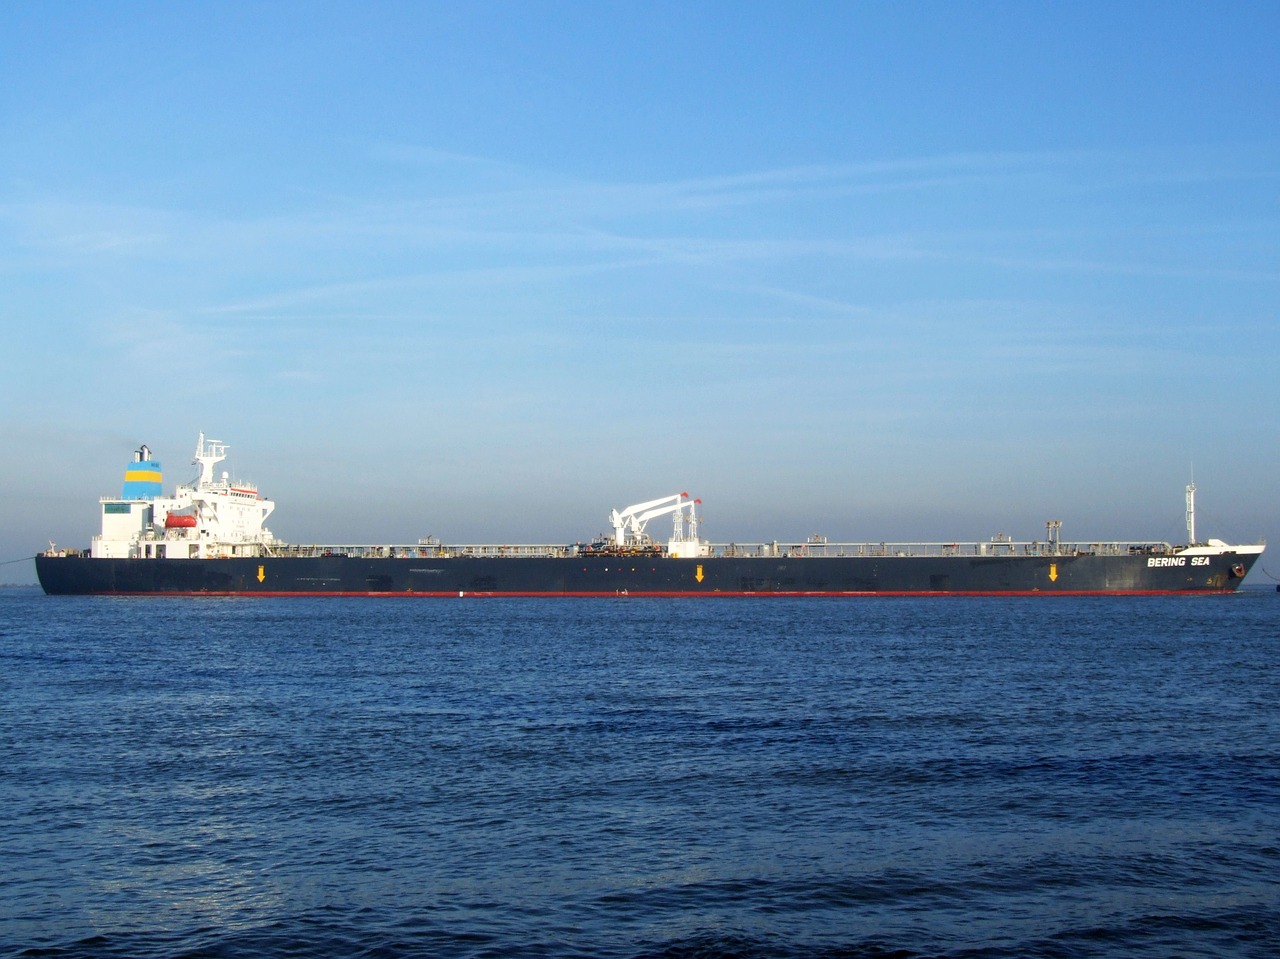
<box><xmin>255</xmin><ymin>539</ymin><xmax>1180</xmax><ymax>560</ymax></box>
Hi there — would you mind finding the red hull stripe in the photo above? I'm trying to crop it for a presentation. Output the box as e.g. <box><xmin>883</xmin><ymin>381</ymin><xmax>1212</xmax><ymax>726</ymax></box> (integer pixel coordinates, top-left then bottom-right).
<box><xmin>88</xmin><ymin>589</ymin><xmax>1236</xmax><ymax>598</ymax></box>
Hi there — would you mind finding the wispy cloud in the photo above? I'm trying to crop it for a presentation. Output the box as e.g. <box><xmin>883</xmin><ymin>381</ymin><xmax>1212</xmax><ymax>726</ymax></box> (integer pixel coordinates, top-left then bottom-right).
<box><xmin>4</xmin><ymin>143</ymin><xmax>1276</xmax><ymax>352</ymax></box>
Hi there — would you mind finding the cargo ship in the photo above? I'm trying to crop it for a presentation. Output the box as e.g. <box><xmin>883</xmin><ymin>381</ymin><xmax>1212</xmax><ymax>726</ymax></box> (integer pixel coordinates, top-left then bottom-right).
<box><xmin>36</xmin><ymin>434</ymin><xmax>1264</xmax><ymax>596</ymax></box>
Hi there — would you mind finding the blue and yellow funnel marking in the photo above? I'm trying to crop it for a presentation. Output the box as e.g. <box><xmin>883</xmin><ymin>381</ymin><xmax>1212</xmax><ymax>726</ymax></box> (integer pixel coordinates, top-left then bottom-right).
<box><xmin>122</xmin><ymin>460</ymin><xmax>163</xmax><ymax>499</ymax></box>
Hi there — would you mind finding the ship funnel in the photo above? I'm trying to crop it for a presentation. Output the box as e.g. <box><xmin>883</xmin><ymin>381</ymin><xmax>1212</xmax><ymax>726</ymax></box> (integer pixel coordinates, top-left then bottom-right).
<box><xmin>122</xmin><ymin>447</ymin><xmax>163</xmax><ymax>500</ymax></box>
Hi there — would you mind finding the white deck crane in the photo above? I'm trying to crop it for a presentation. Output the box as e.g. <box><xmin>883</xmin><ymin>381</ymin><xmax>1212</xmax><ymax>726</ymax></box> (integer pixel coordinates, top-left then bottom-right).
<box><xmin>609</xmin><ymin>492</ymin><xmax>707</xmax><ymax>558</ymax></box>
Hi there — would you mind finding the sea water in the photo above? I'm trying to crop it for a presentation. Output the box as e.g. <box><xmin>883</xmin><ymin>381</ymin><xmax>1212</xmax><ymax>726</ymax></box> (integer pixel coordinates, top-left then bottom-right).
<box><xmin>1</xmin><ymin>591</ymin><xmax>1277</xmax><ymax>958</ymax></box>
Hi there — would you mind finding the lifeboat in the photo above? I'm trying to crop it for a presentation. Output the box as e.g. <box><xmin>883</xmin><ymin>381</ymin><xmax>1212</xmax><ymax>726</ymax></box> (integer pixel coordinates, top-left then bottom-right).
<box><xmin>164</xmin><ymin>513</ymin><xmax>198</xmax><ymax>529</ymax></box>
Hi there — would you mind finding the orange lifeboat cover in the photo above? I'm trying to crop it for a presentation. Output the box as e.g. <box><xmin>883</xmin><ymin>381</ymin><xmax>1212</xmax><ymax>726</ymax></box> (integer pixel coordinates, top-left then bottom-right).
<box><xmin>165</xmin><ymin>513</ymin><xmax>198</xmax><ymax>528</ymax></box>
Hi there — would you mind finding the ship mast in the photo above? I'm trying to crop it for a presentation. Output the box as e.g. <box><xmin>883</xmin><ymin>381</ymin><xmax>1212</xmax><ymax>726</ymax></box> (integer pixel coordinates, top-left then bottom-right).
<box><xmin>1185</xmin><ymin>482</ymin><xmax>1197</xmax><ymax>546</ymax></box>
<box><xmin>193</xmin><ymin>432</ymin><xmax>228</xmax><ymax>488</ymax></box>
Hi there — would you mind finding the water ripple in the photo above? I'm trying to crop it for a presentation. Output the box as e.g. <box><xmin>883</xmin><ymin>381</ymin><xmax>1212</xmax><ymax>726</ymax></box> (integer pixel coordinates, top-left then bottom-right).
<box><xmin>2</xmin><ymin>592</ymin><xmax>1277</xmax><ymax>958</ymax></box>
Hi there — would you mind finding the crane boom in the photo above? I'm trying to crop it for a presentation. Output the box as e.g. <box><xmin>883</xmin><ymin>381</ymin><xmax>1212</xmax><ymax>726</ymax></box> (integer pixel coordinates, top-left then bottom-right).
<box><xmin>607</xmin><ymin>492</ymin><xmax>705</xmax><ymax>558</ymax></box>
<box><xmin>610</xmin><ymin>492</ymin><xmax>690</xmax><ymax>546</ymax></box>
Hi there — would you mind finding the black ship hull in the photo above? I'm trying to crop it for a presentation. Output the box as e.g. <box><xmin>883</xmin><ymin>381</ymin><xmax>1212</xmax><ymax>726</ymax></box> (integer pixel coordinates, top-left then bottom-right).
<box><xmin>35</xmin><ymin>551</ymin><xmax>1258</xmax><ymax>596</ymax></box>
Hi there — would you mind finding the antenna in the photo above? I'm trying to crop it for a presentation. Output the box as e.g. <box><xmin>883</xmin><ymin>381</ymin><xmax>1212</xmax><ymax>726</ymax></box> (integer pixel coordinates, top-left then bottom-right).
<box><xmin>1185</xmin><ymin>482</ymin><xmax>1197</xmax><ymax>546</ymax></box>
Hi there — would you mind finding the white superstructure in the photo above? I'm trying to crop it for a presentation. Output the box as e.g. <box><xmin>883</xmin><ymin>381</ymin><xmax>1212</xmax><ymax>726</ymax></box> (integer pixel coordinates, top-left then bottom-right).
<box><xmin>91</xmin><ymin>432</ymin><xmax>276</xmax><ymax>559</ymax></box>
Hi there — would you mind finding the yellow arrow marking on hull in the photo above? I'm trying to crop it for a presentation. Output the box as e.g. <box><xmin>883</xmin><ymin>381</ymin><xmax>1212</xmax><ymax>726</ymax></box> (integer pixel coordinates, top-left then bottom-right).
<box><xmin>1049</xmin><ymin>563</ymin><xmax>1058</xmax><ymax>582</ymax></box>
<box><xmin>257</xmin><ymin>565</ymin><xmax>266</xmax><ymax>583</ymax></box>
<box><xmin>695</xmin><ymin>564</ymin><xmax>704</xmax><ymax>583</ymax></box>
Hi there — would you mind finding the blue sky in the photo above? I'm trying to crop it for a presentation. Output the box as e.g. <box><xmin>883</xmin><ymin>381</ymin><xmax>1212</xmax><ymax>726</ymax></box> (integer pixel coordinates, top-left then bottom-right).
<box><xmin>2</xmin><ymin>2</ymin><xmax>1277</xmax><ymax>582</ymax></box>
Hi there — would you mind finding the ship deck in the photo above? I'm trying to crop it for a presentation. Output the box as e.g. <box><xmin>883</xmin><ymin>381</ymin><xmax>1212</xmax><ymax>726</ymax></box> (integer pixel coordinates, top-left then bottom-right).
<box><xmin>254</xmin><ymin>539</ymin><xmax>1181</xmax><ymax>561</ymax></box>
